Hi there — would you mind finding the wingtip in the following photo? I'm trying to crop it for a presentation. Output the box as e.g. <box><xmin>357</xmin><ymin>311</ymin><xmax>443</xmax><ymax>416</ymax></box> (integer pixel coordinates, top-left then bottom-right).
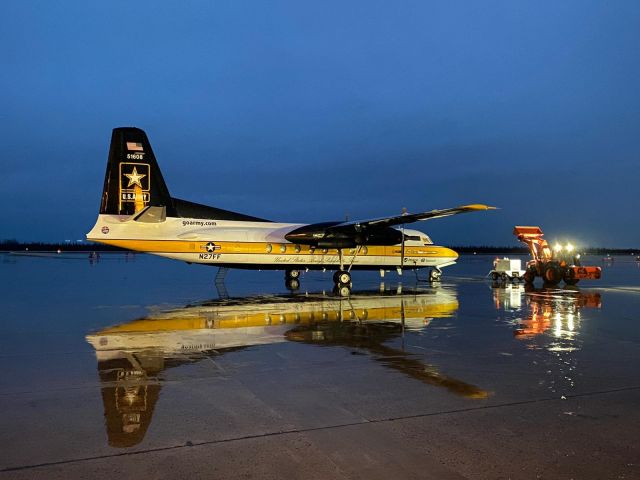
<box><xmin>464</xmin><ymin>204</ymin><xmax>499</xmax><ymax>211</ymax></box>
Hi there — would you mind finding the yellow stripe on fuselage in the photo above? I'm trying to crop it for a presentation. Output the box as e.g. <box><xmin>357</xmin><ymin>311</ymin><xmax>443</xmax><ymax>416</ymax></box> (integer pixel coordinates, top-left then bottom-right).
<box><xmin>93</xmin><ymin>238</ymin><xmax>457</xmax><ymax>258</ymax></box>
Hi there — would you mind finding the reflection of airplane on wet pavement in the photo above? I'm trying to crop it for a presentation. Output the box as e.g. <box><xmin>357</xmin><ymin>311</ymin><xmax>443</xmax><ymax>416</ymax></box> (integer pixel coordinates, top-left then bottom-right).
<box><xmin>491</xmin><ymin>284</ymin><xmax>601</xmax><ymax>338</ymax></box>
<box><xmin>86</xmin><ymin>288</ymin><xmax>488</xmax><ymax>447</ymax></box>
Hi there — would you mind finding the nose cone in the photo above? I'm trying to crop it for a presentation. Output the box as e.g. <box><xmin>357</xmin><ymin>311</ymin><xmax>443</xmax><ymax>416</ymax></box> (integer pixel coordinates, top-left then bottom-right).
<box><xmin>442</xmin><ymin>247</ymin><xmax>459</xmax><ymax>259</ymax></box>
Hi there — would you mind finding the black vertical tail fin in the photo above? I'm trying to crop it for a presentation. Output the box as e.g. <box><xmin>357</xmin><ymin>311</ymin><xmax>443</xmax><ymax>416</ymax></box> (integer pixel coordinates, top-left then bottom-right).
<box><xmin>100</xmin><ymin>127</ymin><xmax>173</xmax><ymax>216</ymax></box>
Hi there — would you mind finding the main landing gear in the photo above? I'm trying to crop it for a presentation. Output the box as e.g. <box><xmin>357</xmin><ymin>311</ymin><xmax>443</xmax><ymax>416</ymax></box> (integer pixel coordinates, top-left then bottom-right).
<box><xmin>331</xmin><ymin>270</ymin><xmax>352</xmax><ymax>297</ymax></box>
<box><xmin>284</xmin><ymin>268</ymin><xmax>352</xmax><ymax>294</ymax></box>
<box><xmin>329</xmin><ymin>248</ymin><xmax>358</xmax><ymax>295</ymax></box>
<box><xmin>330</xmin><ymin>270</ymin><xmax>352</xmax><ymax>296</ymax></box>
<box><xmin>285</xmin><ymin>268</ymin><xmax>351</xmax><ymax>296</ymax></box>
<box><xmin>333</xmin><ymin>270</ymin><xmax>352</xmax><ymax>286</ymax></box>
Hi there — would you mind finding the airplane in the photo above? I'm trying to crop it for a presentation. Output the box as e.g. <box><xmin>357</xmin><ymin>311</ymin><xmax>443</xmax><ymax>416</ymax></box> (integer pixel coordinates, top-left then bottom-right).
<box><xmin>86</xmin><ymin>288</ymin><xmax>487</xmax><ymax>447</ymax></box>
<box><xmin>87</xmin><ymin>127</ymin><xmax>496</xmax><ymax>288</ymax></box>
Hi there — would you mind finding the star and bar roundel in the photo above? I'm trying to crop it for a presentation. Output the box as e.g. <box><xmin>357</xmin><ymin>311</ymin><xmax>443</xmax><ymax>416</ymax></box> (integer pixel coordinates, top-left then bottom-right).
<box><xmin>203</xmin><ymin>242</ymin><xmax>221</xmax><ymax>252</ymax></box>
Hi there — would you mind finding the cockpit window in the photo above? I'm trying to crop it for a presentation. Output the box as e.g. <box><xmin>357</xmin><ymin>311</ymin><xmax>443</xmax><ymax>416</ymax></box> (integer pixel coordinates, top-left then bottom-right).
<box><xmin>422</xmin><ymin>235</ymin><xmax>433</xmax><ymax>245</ymax></box>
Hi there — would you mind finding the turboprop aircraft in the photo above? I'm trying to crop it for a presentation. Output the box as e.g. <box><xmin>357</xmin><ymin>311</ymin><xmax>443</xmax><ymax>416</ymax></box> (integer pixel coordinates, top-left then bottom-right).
<box><xmin>87</xmin><ymin>127</ymin><xmax>495</xmax><ymax>288</ymax></box>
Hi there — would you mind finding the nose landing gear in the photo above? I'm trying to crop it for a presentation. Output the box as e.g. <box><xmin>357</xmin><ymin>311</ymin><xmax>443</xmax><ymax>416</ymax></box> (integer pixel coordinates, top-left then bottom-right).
<box><xmin>428</xmin><ymin>268</ymin><xmax>442</xmax><ymax>282</ymax></box>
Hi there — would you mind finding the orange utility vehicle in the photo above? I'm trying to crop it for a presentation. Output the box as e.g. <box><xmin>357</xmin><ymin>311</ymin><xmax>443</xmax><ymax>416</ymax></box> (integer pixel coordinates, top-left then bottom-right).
<box><xmin>513</xmin><ymin>226</ymin><xmax>601</xmax><ymax>285</ymax></box>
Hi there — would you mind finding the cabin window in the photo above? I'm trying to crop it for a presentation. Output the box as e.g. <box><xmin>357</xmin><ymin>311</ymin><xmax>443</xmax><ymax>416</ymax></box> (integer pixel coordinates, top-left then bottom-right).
<box><xmin>280</xmin><ymin>245</ymin><xmax>286</xmax><ymax>253</ymax></box>
<box><xmin>266</xmin><ymin>244</ymin><xmax>272</xmax><ymax>253</ymax></box>
<box><xmin>294</xmin><ymin>244</ymin><xmax>301</xmax><ymax>253</ymax></box>
<box><xmin>322</xmin><ymin>248</ymin><xmax>328</xmax><ymax>254</ymax></box>
<box><xmin>362</xmin><ymin>246</ymin><xmax>368</xmax><ymax>255</ymax></box>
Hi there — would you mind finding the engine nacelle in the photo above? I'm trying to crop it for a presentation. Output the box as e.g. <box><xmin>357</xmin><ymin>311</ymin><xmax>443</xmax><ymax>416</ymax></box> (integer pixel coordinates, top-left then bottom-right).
<box><xmin>285</xmin><ymin>223</ymin><xmax>402</xmax><ymax>248</ymax></box>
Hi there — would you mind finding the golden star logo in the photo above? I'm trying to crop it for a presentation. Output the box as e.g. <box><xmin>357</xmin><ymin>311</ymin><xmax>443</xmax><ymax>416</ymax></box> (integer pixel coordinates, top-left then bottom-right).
<box><xmin>124</xmin><ymin>167</ymin><xmax>146</xmax><ymax>188</ymax></box>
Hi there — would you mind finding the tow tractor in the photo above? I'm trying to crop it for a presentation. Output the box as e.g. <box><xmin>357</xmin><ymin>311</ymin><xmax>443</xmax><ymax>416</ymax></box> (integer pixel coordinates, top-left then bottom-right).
<box><xmin>513</xmin><ymin>226</ymin><xmax>601</xmax><ymax>286</ymax></box>
<box><xmin>488</xmin><ymin>257</ymin><xmax>526</xmax><ymax>283</ymax></box>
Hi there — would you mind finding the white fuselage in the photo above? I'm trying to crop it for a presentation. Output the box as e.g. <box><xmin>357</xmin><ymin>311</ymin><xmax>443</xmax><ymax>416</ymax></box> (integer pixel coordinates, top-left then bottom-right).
<box><xmin>87</xmin><ymin>214</ymin><xmax>458</xmax><ymax>271</ymax></box>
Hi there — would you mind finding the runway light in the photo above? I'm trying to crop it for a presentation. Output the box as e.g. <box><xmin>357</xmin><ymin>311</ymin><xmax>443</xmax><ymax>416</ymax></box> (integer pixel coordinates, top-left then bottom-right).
<box><xmin>566</xmin><ymin>243</ymin><xmax>575</xmax><ymax>253</ymax></box>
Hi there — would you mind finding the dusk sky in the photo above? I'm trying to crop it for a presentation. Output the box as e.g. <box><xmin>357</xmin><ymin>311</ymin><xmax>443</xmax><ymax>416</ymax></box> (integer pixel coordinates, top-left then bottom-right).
<box><xmin>2</xmin><ymin>1</ymin><xmax>639</xmax><ymax>247</ymax></box>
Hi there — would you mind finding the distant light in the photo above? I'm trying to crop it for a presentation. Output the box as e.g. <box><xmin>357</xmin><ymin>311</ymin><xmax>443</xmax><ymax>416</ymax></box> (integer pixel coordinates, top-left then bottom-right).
<box><xmin>576</xmin><ymin>254</ymin><xmax>581</xmax><ymax>259</ymax></box>
<box><xmin>554</xmin><ymin>243</ymin><xmax>562</xmax><ymax>252</ymax></box>
<box><xmin>566</xmin><ymin>243</ymin><xmax>574</xmax><ymax>253</ymax></box>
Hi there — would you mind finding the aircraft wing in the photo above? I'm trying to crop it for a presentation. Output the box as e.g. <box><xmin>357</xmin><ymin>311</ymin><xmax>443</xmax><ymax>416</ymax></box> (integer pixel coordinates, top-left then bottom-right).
<box><xmin>328</xmin><ymin>204</ymin><xmax>496</xmax><ymax>232</ymax></box>
<box><xmin>284</xmin><ymin>204</ymin><xmax>496</xmax><ymax>247</ymax></box>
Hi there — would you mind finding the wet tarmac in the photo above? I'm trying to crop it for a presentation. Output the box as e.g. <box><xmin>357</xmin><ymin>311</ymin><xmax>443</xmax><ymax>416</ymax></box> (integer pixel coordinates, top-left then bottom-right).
<box><xmin>1</xmin><ymin>253</ymin><xmax>639</xmax><ymax>479</ymax></box>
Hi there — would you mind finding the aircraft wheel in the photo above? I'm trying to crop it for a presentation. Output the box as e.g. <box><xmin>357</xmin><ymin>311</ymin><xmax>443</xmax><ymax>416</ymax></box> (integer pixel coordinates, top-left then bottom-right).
<box><xmin>501</xmin><ymin>272</ymin><xmax>509</xmax><ymax>282</ymax></box>
<box><xmin>285</xmin><ymin>279</ymin><xmax>300</xmax><ymax>291</ymax></box>
<box><xmin>286</xmin><ymin>269</ymin><xmax>300</xmax><ymax>279</ymax></box>
<box><xmin>335</xmin><ymin>285</ymin><xmax>351</xmax><ymax>297</ymax></box>
<box><xmin>491</xmin><ymin>272</ymin><xmax>500</xmax><ymax>281</ymax></box>
<box><xmin>429</xmin><ymin>269</ymin><xmax>442</xmax><ymax>282</ymax></box>
<box><xmin>335</xmin><ymin>270</ymin><xmax>351</xmax><ymax>285</ymax></box>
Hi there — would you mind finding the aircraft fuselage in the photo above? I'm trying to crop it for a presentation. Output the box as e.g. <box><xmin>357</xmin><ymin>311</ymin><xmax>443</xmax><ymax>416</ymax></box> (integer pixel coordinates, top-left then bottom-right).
<box><xmin>87</xmin><ymin>214</ymin><xmax>458</xmax><ymax>271</ymax></box>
